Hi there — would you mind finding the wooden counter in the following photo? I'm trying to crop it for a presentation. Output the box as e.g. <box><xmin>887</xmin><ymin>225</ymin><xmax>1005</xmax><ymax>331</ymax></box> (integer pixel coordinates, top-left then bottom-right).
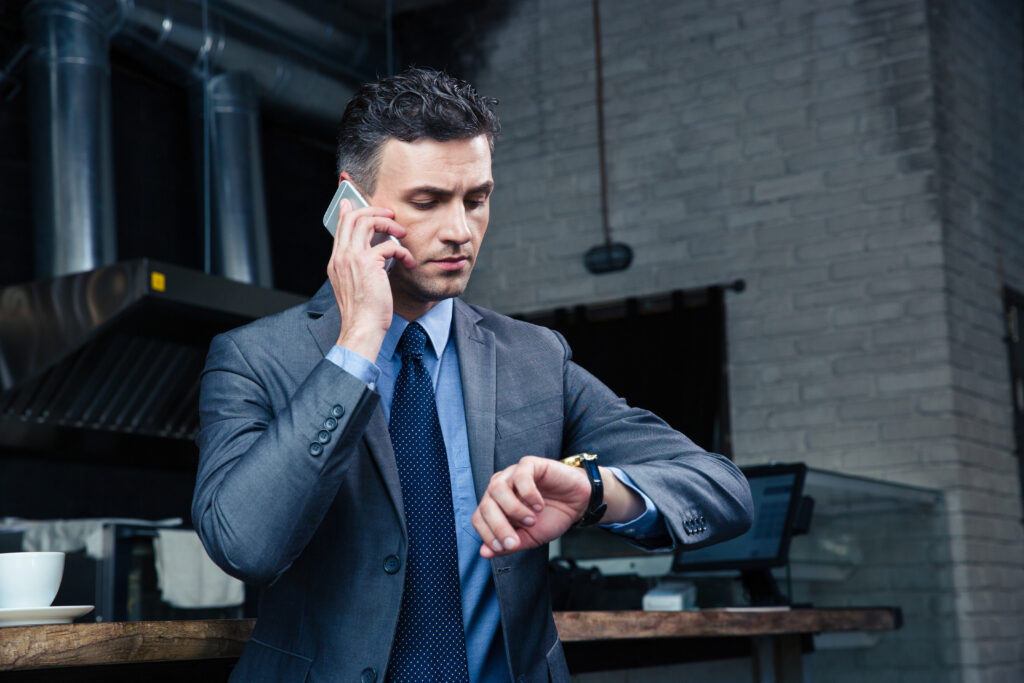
<box><xmin>0</xmin><ymin>607</ymin><xmax>900</xmax><ymax>674</ymax></box>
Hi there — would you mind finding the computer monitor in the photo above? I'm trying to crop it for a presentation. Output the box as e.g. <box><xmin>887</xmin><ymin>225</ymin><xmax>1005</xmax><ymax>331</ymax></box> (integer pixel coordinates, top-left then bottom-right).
<box><xmin>671</xmin><ymin>462</ymin><xmax>807</xmax><ymax>573</ymax></box>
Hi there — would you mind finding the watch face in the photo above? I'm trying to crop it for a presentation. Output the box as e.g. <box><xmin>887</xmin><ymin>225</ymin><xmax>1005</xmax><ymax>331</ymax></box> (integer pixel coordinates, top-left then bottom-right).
<box><xmin>562</xmin><ymin>453</ymin><xmax>597</xmax><ymax>468</ymax></box>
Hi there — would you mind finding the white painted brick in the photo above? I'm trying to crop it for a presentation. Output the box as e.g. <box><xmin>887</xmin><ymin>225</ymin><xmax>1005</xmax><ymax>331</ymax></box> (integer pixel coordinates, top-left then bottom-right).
<box><xmin>753</xmin><ymin>170</ymin><xmax>825</xmax><ymax>201</ymax></box>
<box><xmin>800</xmin><ymin>374</ymin><xmax>873</xmax><ymax>400</ymax></box>
<box><xmin>831</xmin><ymin>300</ymin><xmax>904</xmax><ymax>326</ymax></box>
<box><xmin>795</xmin><ymin>234</ymin><xmax>867</xmax><ymax>262</ymax></box>
<box><xmin>828</xmin><ymin>251</ymin><xmax>905</xmax><ymax>280</ymax></box>
<box><xmin>876</xmin><ymin>367</ymin><xmax>952</xmax><ymax>393</ymax></box>
<box><xmin>838</xmin><ymin>396</ymin><xmax>914</xmax><ymax>420</ymax></box>
<box><xmin>794</xmin><ymin>330</ymin><xmax>868</xmax><ymax>354</ymax></box>
<box><xmin>465</xmin><ymin>0</ymin><xmax>1024</xmax><ymax>678</ymax></box>
<box><xmin>806</xmin><ymin>424</ymin><xmax>879</xmax><ymax>448</ymax></box>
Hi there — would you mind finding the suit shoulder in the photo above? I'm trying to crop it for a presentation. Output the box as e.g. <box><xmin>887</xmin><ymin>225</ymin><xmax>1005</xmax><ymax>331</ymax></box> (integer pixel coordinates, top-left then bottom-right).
<box><xmin>213</xmin><ymin>297</ymin><xmax>313</xmax><ymax>351</ymax></box>
<box><xmin>459</xmin><ymin>301</ymin><xmax>569</xmax><ymax>356</ymax></box>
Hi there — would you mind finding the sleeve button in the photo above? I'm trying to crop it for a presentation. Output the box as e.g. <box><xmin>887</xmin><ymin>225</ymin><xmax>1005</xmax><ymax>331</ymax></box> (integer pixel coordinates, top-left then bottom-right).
<box><xmin>308</xmin><ymin>442</ymin><xmax>323</xmax><ymax>457</ymax></box>
<box><xmin>323</xmin><ymin>416</ymin><xmax>338</xmax><ymax>431</ymax></box>
<box><xmin>317</xmin><ymin>430</ymin><xmax>331</xmax><ymax>444</ymax></box>
<box><xmin>331</xmin><ymin>404</ymin><xmax>345</xmax><ymax>418</ymax></box>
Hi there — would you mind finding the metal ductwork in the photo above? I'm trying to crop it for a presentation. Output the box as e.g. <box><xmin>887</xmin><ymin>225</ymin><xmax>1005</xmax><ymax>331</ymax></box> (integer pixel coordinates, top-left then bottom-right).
<box><xmin>194</xmin><ymin>72</ymin><xmax>273</xmax><ymax>287</ymax></box>
<box><xmin>4</xmin><ymin>0</ymin><xmax>376</xmax><ymax>443</ymax></box>
<box><xmin>114</xmin><ymin>0</ymin><xmax>371</xmax><ymax>123</ymax></box>
<box><xmin>24</xmin><ymin>0</ymin><xmax>119</xmax><ymax>279</ymax></box>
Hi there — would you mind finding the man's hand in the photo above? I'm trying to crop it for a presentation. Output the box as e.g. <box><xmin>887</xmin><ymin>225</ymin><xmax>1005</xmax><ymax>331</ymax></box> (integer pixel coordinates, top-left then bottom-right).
<box><xmin>327</xmin><ymin>198</ymin><xmax>415</xmax><ymax>362</ymax></box>
<box><xmin>472</xmin><ymin>456</ymin><xmax>646</xmax><ymax>559</ymax></box>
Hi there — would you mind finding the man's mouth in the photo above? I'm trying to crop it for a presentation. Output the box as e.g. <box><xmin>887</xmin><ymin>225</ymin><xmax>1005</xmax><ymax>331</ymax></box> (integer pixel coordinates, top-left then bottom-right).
<box><xmin>431</xmin><ymin>255</ymin><xmax>471</xmax><ymax>271</ymax></box>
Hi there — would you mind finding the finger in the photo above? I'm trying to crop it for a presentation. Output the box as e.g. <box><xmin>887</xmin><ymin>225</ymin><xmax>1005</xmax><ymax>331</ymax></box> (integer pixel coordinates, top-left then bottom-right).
<box><xmin>510</xmin><ymin>460</ymin><xmax>546</xmax><ymax>513</ymax></box>
<box><xmin>349</xmin><ymin>218</ymin><xmax>404</xmax><ymax>258</ymax></box>
<box><xmin>366</xmin><ymin>215</ymin><xmax>407</xmax><ymax>239</ymax></box>
<box><xmin>328</xmin><ymin>199</ymin><xmax>351</xmax><ymax>274</ymax></box>
<box><xmin>339</xmin><ymin>206</ymin><xmax>396</xmax><ymax>249</ymax></box>
<box><xmin>333</xmin><ymin>198</ymin><xmax>350</xmax><ymax>245</ymax></box>
<box><xmin>471</xmin><ymin>502</ymin><xmax>503</xmax><ymax>556</ymax></box>
<box><xmin>475</xmin><ymin>496</ymin><xmax>520</xmax><ymax>553</ymax></box>
<box><xmin>351</xmin><ymin>214</ymin><xmax>406</xmax><ymax>245</ymax></box>
<box><xmin>373</xmin><ymin>242</ymin><xmax>417</xmax><ymax>270</ymax></box>
<box><xmin>488</xmin><ymin>474</ymin><xmax>538</xmax><ymax>527</ymax></box>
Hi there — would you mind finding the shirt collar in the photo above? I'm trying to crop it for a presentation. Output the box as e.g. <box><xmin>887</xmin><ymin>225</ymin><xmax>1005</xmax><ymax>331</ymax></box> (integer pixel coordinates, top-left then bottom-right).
<box><xmin>379</xmin><ymin>298</ymin><xmax>454</xmax><ymax>362</ymax></box>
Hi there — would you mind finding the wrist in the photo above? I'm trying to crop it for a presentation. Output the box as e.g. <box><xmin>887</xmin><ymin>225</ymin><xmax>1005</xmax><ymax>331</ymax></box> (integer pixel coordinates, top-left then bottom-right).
<box><xmin>560</xmin><ymin>453</ymin><xmax>607</xmax><ymax>527</ymax></box>
<box><xmin>337</xmin><ymin>326</ymin><xmax>386</xmax><ymax>364</ymax></box>
<box><xmin>598</xmin><ymin>467</ymin><xmax>645</xmax><ymax>524</ymax></box>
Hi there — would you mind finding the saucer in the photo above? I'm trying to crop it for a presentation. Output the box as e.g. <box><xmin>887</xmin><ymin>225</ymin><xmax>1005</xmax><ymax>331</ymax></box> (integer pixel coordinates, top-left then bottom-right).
<box><xmin>0</xmin><ymin>605</ymin><xmax>94</xmax><ymax>627</ymax></box>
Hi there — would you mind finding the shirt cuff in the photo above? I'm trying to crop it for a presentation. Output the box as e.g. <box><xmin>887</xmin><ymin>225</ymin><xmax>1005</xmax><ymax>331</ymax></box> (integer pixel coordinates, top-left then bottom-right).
<box><xmin>326</xmin><ymin>345</ymin><xmax>381</xmax><ymax>390</ymax></box>
<box><xmin>599</xmin><ymin>466</ymin><xmax>670</xmax><ymax>547</ymax></box>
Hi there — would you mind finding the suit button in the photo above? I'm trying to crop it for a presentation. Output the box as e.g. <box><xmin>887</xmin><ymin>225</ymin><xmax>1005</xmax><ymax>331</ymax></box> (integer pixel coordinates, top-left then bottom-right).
<box><xmin>331</xmin><ymin>404</ymin><xmax>345</xmax><ymax>418</ymax></box>
<box><xmin>317</xmin><ymin>430</ymin><xmax>331</xmax><ymax>444</ymax></box>
<box><xmin>309</xmin><ymin>442</ymin><xmax>323</xmax><ymax>457</ymax></box>
<box><xmin>383</xmin><ymin>555</ymin><xmax>401</xmax><ymax>574</ymax></box>
<box><xmin>360</xmin><ymin>668</ymin><xmax>377</xmax><ymax>683</ymax></box>
<box><xmin>324</xmin><ymin>416</ymin><xmax>338</xmax><ymax>431</ymax></box>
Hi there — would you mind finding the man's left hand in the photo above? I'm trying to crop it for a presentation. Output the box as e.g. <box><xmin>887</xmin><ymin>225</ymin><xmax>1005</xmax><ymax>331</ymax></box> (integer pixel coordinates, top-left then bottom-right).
<box><xmin>472</xmin><ymin>455</ymin><xmax>644</xmax><ymax>559</ymax></box>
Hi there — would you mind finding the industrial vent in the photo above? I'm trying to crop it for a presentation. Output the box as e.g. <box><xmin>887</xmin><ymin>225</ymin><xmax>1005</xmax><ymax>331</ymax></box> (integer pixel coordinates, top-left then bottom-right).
<box><xmin>0</xmin><ymin>259</ymin><xmax>303</xmax><ymax>442</ymax></box>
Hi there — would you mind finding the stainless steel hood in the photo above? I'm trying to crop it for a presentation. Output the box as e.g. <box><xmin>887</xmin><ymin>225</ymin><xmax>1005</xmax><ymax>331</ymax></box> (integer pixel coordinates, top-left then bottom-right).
<box><xmin>0</xmin><ymin>259</ymin><xmax>304</xmax><ymax>442</ymax></box>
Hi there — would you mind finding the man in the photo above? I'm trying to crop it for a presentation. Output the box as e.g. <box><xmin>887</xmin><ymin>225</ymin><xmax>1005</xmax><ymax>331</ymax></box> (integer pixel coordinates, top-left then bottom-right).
<box><xmin>193</xmin><ymin>67</ymin><xmax>753</xmax><ymax>683</ymax></box>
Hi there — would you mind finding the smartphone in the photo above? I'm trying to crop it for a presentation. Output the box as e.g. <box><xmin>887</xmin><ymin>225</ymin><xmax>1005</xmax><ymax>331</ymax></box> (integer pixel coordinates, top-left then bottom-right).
<box><xmin>323</xmin><ymin>180</ymin><xmax>399</xmax><ymax>272</ymax></box>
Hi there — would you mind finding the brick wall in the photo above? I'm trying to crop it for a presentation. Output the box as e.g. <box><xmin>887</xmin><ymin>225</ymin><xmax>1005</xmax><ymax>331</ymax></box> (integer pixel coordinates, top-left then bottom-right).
<box><xmin>464</xmin><ymin>0</ymin><xmax>1024</xmax><ymax>680</ymax></box>
<box><xmin>929</xmin><ymin>1</ymin><xmax>1024</xmax><ymax>681</ymax></box>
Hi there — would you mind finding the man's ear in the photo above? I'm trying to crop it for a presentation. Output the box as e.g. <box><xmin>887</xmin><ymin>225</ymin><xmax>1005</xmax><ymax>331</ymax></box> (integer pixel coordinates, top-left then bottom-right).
<box><xmin>339</xmin><ymin>170</ymin><xmax>354</xmax><ymax>185</ymax></box>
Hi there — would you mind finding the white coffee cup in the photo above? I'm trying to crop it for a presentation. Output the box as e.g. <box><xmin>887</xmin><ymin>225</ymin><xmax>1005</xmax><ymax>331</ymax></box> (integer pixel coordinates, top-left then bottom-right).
<box><xmin>0</xmin><ymin>552</ymin><xmax>66</xmax><ymax>609</ymax></box>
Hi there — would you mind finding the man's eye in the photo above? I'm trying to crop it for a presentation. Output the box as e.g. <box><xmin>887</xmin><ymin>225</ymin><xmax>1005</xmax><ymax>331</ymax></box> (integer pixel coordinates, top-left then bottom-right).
<box><xmin>466</xmin><ymin>197</ymin><xmax>488</xmax><ymax>208</ymax></box>
<box><xmin>411</xmin><ymin>201</ymin><xmax>436</xmax><ymax>209</ymax></box>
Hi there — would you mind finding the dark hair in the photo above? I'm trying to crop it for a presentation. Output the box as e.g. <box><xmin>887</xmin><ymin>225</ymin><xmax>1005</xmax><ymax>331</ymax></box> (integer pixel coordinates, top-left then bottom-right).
<box><xmin>336</xmin><ymin>67</ymin><xmax>500</xmax><ymax>195</ymax></box>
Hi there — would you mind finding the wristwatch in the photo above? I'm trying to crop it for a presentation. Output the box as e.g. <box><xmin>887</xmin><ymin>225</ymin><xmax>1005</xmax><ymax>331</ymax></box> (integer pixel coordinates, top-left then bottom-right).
<box><xmin>560</xmin><ymin>453</ymin><xmax>608</xmax><ymax>527</ymax></box>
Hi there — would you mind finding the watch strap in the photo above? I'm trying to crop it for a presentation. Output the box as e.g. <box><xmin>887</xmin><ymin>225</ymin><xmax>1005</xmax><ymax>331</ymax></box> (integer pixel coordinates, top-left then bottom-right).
<box><xmin>561</xmin><ymin>453</ymin><xmax>607</xmax><ymax>527</ymax></box>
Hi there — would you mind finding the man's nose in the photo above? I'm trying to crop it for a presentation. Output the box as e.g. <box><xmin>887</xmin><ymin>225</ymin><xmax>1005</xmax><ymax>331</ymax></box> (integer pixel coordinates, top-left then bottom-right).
<box><xmin>439</xmin><ymin>202</ymin><xmax>472</xmax><ymax>244</ymax></box>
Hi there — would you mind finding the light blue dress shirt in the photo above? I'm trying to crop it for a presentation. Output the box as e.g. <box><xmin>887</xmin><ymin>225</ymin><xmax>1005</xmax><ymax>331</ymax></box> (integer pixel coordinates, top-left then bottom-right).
<box><xmin>327</xmin><ymin>298</ymin><xmax>665</xmax><ymax>682</ymax></box>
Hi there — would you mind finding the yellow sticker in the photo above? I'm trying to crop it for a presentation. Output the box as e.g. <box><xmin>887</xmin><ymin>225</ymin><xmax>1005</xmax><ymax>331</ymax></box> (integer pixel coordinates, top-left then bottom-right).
<box><xmin>150</xmin><ymin>271</ymin><xmax>166</xmax><ymax>292</ymax></box>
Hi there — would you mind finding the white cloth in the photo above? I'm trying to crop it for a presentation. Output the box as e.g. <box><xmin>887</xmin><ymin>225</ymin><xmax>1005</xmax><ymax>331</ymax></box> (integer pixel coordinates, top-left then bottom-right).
<box><xmin>3</xmin><ymin>517</ymin><xmax>182</xmax><ymax>560</ymax></box>
<box><xmin>153</xmin><ymin>529</ymin><xmax>244</xmax><ymax>609</ymax></box>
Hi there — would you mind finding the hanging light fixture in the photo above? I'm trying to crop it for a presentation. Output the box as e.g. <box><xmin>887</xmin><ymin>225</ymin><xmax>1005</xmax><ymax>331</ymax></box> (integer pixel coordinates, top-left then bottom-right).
<box><xmin>583</xmin><ymin>0</ymin><xmax>633</xmax><ymax>274</ymax></box>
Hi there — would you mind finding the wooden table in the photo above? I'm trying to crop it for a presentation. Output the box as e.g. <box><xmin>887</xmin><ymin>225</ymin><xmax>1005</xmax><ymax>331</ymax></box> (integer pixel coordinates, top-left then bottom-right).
<box><xmin>0</xmin><ymin>608</ymin><xmax>901</xmax><ymax>682</ymax></box>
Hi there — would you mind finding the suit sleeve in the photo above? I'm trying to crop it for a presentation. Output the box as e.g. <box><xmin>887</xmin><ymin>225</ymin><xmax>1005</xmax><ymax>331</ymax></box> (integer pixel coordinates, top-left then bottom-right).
<box><xmin>192</xmin><ymin>332</ymin><xmax>380</xmax><ymax>586</ymax></box>
<box><xmin>556</xmin><ymin>331</ymin><xmax>753</xmax><ymax>551</ymax></box>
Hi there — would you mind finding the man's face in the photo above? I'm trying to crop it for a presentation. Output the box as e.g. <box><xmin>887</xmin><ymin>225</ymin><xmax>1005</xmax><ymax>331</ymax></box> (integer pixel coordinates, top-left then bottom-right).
<box><xmin>367</xmin><ymin>135</ymin><xmax>493</xmax><ymax>318</ymax></box>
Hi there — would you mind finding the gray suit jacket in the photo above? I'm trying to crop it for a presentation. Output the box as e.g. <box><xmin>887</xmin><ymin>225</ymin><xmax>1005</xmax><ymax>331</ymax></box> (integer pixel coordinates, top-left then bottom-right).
<box><xmin>193</xmin><ymin>281</ymin><xmax>753</xmax><ymax>683</ymax></box>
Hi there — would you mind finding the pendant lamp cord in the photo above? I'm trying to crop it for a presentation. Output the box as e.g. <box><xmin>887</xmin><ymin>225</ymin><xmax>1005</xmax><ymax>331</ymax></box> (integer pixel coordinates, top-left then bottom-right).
<box><xmin>592</xmin><ymin>0</ymin><xmax>612</xmax><ymax>246</ymax></box>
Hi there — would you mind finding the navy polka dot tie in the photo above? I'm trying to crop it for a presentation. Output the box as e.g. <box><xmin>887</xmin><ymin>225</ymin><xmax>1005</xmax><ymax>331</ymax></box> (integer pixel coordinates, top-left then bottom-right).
<box><xmin>386</xmin><ymin>323</ymin><xmax>470</xmax><ymax>683</ymax></box>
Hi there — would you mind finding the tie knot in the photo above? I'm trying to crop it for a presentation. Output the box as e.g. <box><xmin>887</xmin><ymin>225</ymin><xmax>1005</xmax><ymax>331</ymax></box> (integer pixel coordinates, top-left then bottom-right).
<box><xmin>397</xmin><ymin>322</ymin><xmax>428</xmax><ymax>359</ymax></box>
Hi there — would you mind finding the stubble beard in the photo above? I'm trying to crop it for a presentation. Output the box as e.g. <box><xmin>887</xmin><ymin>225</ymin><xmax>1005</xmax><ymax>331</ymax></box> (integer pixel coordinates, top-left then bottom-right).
<box><xmin>391</xmin><ymin>264</ymin><xmax>473</xmax><ymax>308</ymax></box>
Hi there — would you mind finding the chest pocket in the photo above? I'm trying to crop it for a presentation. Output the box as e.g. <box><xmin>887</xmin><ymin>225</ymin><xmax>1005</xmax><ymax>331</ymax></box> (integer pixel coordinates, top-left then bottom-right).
<box><xmin>495</xmin><ymin>395</ymin><xmax>563</xmax><ymax>440</ymax></box>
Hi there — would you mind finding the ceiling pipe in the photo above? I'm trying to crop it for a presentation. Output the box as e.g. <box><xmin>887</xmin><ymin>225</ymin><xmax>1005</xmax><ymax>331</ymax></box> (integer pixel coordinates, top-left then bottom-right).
<box><xmin>21</xmin><ymin>0</ymin><xmax>374</xmax><ymax>284</ymax></box>
<box><xmin>24</xmin><ymin>0</ymin><xmax>119</xmax><ymax>279</ymax></box>
<box><xmin>113</xmin><ymin>0</ymin><xmax>372</xmax><ymax>124</ymax></box>
<box><xmin>191</xmin><ymin>72</ymin><xmax>273</xmax><ymax>288</ymax></box>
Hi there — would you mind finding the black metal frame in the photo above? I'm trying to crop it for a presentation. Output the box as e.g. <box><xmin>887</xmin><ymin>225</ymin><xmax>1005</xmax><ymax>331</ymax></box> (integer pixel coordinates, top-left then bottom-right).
<box><xmin>1001</xmin><ymin>286</ymin><xmax>1024</xmax><ymax>512</ymax></box>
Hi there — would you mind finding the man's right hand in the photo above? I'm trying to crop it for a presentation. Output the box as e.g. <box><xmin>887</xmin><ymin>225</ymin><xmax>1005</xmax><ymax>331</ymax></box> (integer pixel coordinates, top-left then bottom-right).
<box><xmin>327</xmin><ymin>198</ymin><xmax>415</xmax><ymax>363</ymax></box>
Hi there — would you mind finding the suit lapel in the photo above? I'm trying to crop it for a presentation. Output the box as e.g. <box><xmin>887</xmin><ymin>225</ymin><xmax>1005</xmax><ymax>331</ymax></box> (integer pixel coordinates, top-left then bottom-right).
<box><xmin>362</xmin><ymin>409</ymin><xmax>405</xmax><ymax>531</ymax></box>
<box><xmin>453</xmin><ymin>299</ymin><xmax>497</xmax><ymax>500</ymax></box>
<box><xmin>304</xmin><ymin>280</ymin><xmax>406</xmax><ymax>534</ymax></box>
